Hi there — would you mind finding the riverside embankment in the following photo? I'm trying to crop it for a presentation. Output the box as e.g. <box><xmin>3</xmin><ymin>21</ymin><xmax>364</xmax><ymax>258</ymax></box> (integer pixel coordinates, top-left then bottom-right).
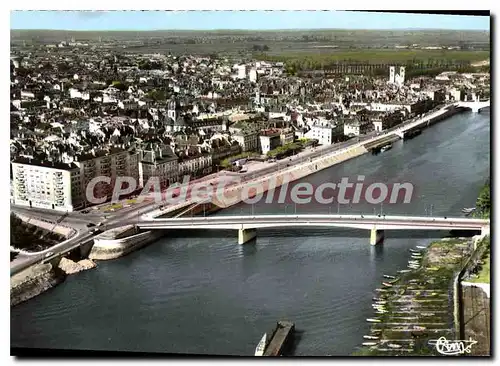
<box><xmin>89</xmin><ymin>225</ymin><xmax>165</xmax><ymax>260</ymax></box>
<box><xmin>10</xmin><ymin>257</ymin><xmax>96</xmax><ymax>307</ymax></box>
<box><xmin>354</xmin><ymin>236</ymin><xmax>475</xmax><ymax>356</ymax></box>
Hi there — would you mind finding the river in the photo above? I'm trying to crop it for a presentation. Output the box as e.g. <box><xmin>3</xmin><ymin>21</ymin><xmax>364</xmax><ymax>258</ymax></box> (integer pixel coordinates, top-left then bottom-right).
<box><xmin>11</xmin><ymin>111</ymin><xmax>490</xmax><ymax>356</ymax></box>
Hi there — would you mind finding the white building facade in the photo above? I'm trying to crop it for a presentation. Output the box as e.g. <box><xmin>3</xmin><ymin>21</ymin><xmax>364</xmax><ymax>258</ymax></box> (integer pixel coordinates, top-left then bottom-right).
<box><xmin>11</xmin><ymin>159</ymin><xmax>82</xmax><ymax>212</ymax></box>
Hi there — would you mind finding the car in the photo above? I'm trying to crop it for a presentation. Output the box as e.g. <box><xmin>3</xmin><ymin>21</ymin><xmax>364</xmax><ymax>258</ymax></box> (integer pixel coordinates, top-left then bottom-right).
<box><xmin>97</xmin><ymin>222</ymin><xmax>103</xmax><ymax>227</ymax></box>
<box><xmin>44</xmin><ymin>252</ymin><xmax>53</xmax><ymax>258</ymax></box>
<box><xmin>86</xmin><ymin>223</ymin><xmax>96</xmax><ymax>228</ymax></box>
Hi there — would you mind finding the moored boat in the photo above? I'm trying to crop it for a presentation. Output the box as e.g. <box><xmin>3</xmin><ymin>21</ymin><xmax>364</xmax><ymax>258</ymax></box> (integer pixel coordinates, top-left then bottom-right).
<box><xmin>380</xmin><ymin>144</ymin><xmax>392</xmax><ymax>152</ymax></box>
<box><xmin>366</xmin><ymin>318</ymin><xmax>382</xmax><ymax>323</ymax></box>
<box><xmin>382</xmin><ymin>282</ymin><xmax>393</xmax><ymax>287</ymax></box>
<box><xmin>254</xmin><ymin>333</ymin><xmax>267</xmax><ymax>356</ymax></box>
<box><xmin>362</xmin><ymin>342</ymin><xmax>378</xmax><ymax>346</ymax></box>
<box><xmin>363</xmin><ymin>335</ymin><xmax>379</xmax><ymax>340</ymax></box>
<box><xmin>461</xmin><ymin>207</ymin><xmax>476</xmax><ymax>214</ymax></box>
<box><xmin>383</xmin><ymin>275</ymin><xmax>396</xmax><ymax>279</ymax></box>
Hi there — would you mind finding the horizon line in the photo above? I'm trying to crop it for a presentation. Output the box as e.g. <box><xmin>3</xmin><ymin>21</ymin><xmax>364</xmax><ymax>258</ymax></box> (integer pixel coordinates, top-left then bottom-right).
<box><xmin>11</xmin><ymin>27</ymin><xmax>490</xmax><ymax>32</ymax></box>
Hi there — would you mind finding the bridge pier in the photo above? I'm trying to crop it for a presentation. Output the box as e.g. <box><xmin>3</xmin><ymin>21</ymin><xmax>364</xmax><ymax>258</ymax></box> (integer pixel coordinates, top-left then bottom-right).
<box><xmin>370</xmin><ymin>228</ymin><xmax>384</xmax><ymax>246</ymax></box>
<box><xmin>238</xmin><ymin>228</ymin><xmax>257</xmax><ymax>245</ymax></box>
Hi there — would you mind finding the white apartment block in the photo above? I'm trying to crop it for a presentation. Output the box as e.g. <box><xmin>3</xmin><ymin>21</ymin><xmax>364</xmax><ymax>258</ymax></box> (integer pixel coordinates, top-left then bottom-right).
<box><xmin>11</xmin><ymin>158</ymin><xmax>82</xmax><ymax>212</ymax></box>
<box><xmin>343</xmin><ymin>120</ymin><xmax>371</xmax><ymax>136</ymax></box>
<box><xmin>305</xmin><ymin>124</ymin><xmax>336</xmax><ymax>145</ymax></box>
<box><xmin>249</xmin><ymin>68</ymin><xmax>258</xmax><ymax>82</ymax></box>
<box><xmin>259</xmin><ymin>133</ymin><xmax>281</xmax><ymax>155</ymax></box>
<box><xmin>237</xmin><ymin>65</ymin><xmax>247</xmax><ymax>79</ymax></box>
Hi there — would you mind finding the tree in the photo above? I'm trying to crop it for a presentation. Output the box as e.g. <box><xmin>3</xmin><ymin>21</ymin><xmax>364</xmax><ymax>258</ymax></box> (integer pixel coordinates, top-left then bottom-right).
<box><xmin>147</xmin><ymin>89</ymin><xmax>167</xmax><ymax>101</ymax></box>
<box><xmin>111</xmin><ymin>81</ymin><xmax>128</xmax><ymax>91</ymax></box>
<box><xmin>475</xmin><ymin>182</ymin><xmax>490</xmax><ymax>218</ymax></box>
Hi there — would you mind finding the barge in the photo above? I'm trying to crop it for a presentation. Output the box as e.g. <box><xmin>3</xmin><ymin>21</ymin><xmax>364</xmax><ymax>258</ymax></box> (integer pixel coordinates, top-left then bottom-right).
<box><xmin>254</xmin><ymin>321</ymin><xmax>295</xmax><ymax>356</ymax></box>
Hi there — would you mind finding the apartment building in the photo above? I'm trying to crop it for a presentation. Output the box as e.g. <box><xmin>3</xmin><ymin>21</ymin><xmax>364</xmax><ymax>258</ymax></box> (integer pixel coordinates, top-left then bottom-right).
<box><xmin>138</xmin><ymin>144</ymin><xmax>179</xmax><ymax>189</ymax></box>
<box><xmin>178</xmin><ymin>154</ymin><xmax>213</xmax><ymax>178</ymax></box>
<box><xmin>305</xmin><ymin>123</ymin><xmax>339</xmax><ymax>145</ymax></box>
<box><xmin>11</xmin><ymin>157</ymin><xmax>82</xmax><ymax>212</ymax></box>
<box><xmin>343</xmin><ymin>119</ymin><xmax>372</xmax><ymax>136</ymax></box>
<box><xmin>73</xmin><ymin>147</ymin><xmax>140</xmax><ymax>205</ymax></box>
<box><xmin>233</xmin><ymin>131</ymin><xmax>260</xmax><ymax>152</ymax></box>
<box><xmin>279</xmin><ymin>129</ymin><xmax>295</xmax><ymax>146</ymax></box>
<box><xmin>259</xmin><ymin>130</ymin><xmax>282</xmax><ymax>155</ymax></box>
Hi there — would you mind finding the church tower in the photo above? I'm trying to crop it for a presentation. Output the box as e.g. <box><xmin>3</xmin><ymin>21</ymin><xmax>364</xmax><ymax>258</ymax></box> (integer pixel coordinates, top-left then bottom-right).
<box><xmin>168</xmin><ymin>99</ymin><xmax>178</xmax><ymax>120</ymax></box>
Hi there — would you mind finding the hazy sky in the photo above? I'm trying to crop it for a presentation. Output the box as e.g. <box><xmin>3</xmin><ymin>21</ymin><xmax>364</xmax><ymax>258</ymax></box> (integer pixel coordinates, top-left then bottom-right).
<box><xmin>11</xmin><ymin>11</ymin><xmax>490</xmax><ymax>31</ymax></box>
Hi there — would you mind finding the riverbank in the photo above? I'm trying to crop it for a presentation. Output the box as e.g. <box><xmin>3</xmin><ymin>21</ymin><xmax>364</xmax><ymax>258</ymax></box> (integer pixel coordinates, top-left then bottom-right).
<box><xmin>353</xmin><ymin>236</ymin><xmax>474</xmax><ymax>356</ymax></box>
<box><xmin>459</xmin><ymin>235</ymin><xmax>490</xmax><ymax>356</ymax></box>
<box><xmin>10</xmin><ymin>257</ymin><xmax>97</xmax><ymax>307</ymax></box>
<box><xmin>89</xmin><ymin>225</ymin><xmax>165</xmax><ymax>260</ymax></box>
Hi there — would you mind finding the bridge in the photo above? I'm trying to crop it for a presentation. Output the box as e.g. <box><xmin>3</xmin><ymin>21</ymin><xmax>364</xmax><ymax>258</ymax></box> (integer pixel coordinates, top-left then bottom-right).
<box><xmin>137</xmin><ymin>214</ymin><xmax>489</xmax><ymax>245</ymax></box>
<box><xmin>455</xmin><ymin>98</ymin><xmax>490</xmax><ymax>113</ymax></box>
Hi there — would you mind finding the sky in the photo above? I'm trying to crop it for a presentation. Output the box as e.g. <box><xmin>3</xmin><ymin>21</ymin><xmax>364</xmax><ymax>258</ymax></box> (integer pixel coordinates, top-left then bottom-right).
<box><xmin>10</xmin><ymin>11</ymin><xmax>490</xmax><ymax>31</ymax></box>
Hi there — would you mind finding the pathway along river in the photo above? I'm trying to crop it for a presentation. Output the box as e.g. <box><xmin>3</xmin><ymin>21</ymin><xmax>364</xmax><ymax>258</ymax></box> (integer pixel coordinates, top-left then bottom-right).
<box><xmin>11</xmin><ymin>111</ymin><xmax>490</xmax><ymax>356</ymax></box>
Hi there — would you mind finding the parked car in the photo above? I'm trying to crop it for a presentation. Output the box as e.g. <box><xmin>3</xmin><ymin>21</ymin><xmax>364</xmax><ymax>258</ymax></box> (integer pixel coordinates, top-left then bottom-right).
<box><xmin>86</xmin><ymin>223</ymin><xmax>96</xmax><ymax>228</ymax></box>
<box><xmin>44</xmin><ymin>251</ymin><xmax>53</xmax><ymax>258</ymax></box>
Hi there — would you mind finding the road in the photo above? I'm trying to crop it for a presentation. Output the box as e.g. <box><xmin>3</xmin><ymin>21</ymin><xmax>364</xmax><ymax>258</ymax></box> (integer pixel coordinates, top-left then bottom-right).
<box><xmin>136</xmin><ymin>214</ymin><xmax>489</xmax><ymax>231</ymax></box>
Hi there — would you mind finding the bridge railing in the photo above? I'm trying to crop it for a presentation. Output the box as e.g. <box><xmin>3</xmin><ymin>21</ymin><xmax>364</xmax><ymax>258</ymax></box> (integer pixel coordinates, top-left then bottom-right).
<box><xmin>142</xmin><ymin>213</ymin><xmax>489</xmax><ymax>225</ymax></box>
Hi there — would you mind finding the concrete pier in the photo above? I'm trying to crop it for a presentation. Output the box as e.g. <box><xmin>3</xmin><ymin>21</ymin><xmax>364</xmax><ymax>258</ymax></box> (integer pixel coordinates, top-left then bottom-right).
<box><xmin>238</xmin><ymin>228</ymin><xmax>257</xmax><ymax>245</ymax></box>
<box><xmin>370</xmin><ymin>228</ymin><xmax>385</xmax><ymax>246</ymax></box>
